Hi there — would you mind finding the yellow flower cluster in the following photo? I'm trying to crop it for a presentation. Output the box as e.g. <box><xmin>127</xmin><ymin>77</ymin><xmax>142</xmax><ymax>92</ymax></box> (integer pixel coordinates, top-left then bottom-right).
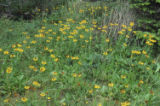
<box><xmin>33</xmin><ymin>81</ymin><xmax>41</xmax><ymax>87</ymax></box>
<box><xmin>121</xmin><ymin>101</ymin><xmax>130</xmax><ymax>106</ymax></box>
<box><xmin>71</xmin><ymin>56</ymin><xmax>79</xmax><ymax>60</ymax></box>
<box><xmin>6</xmin><ymin>67</ymin><xmax>13</xmax><ymax>74</ymax></box>
<box><xmin>131</xmin><ymin>50</ymin><xmax>141</xmax><ymax>54</ymax></box>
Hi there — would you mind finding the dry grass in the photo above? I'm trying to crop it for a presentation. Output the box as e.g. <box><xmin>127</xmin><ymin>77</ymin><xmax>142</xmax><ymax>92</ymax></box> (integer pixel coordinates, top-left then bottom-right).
<box><xmin>104</xmin><ymin>0</ymin><xmax>136</xmax><ymax>38</ymax></box>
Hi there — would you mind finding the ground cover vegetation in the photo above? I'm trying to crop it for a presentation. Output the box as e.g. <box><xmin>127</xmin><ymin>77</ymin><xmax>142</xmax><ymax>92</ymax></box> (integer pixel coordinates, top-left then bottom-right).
<box><xmin>0</xmin><ymin>0</ymin><xmax>160</xmax><ymax>106</ymax></box>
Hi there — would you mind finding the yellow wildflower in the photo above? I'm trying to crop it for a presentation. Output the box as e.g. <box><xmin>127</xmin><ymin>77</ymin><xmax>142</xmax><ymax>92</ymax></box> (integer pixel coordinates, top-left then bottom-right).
<box><xmin>48</xmin><ymin>37</ymin><xmax>53</xmax><ymax>40</ymax></box>
<box><xmin>4</xmin><ymin>99</ymin><xmax>9</xmax><ymax>103</ymax></box>
<box><xmin>85</xmin><ymin>29</ymin><xmax>89</xmax><ymax>32</ymax></box>
<box><xmin>6</xmin><ymin>67</ymin><xmax>12</xmax><ymax>74</ymax></box>
<box><xmin>79</xmin><ymin>20</ymin><xmax>87</xmax><ymax>24</ymax></box>
<box><xmin>133</xmin><ymin>31</ymin><xmax>136</xmax><ymax>34</ymax></box>
<box><xmin>46</xmin><ymin>40</ymin><xmax>51</xmax><ymax>43</ymax></box>
<box><xmin>120</xmin><ymin>89</ymin><xmax>126</xmax><ymax>94</ymax></box>
<box><xmin>14</xmin><ymin>48</ymin><xmax>24</xmax><ymax>53</ymax></box>
<box><xmin>106</xmin><ymin>38</ymin><xmax>110</xmax><ymax>42</ymax></box>
<box><xmin>33</xmin><ymin>81</ymin><xmax>40</xmax><ymax>87</ymax></box>
<box><xmin>26</xmin><ymin>35</ymin><xmax>30</xmax><ymax>39</ymax></box>
<box><xmin>26</xmin><ymin>46</ymin><xmax>30</xmax><ymax>49</ymax></box>
<box><xmin>121</xmin><ymin>101</ymin><xmax>130</xmax><ymax>106</ymax></box>
<box><xmin>139</xmin><ymin>80</ymin><xmax>144</xmax><ymax>84</ymax></box>
<box><xmin>40</xmin><ymin>67</ymin><xmax>46</xmax><ymax>72</ymax></box>
<box><xmin>50</xmin><ymin>54</ymin><xmax>55</xmax><ymax>58</ymax></box>
<box><xmin>89</xmin><ymin>36</ymin><xmax>92</xmax><ymax>40</ymax></box>
<box><xmin>103</xmin><ymin>25</ymin><xmax>107</xmax><ymax>29</ymax></box>
<box><xmin>10</xmin><ymin>54</ymin><xmax>16</xmax><ymax>58</ymax></box>
<box><xmin>144</xmin><ymin>34</ymin><xmax>147</xmax><ymax>37</ymax></box>
<box><xmin>142</xmin><ymin>50</ymin><xmax>147</xmax><ymax>55</ymax></box>
<box><xmin>48</xmin><ymin>97</ymin><xmax>51</xmax><ymax>100</ymax></box>
<box><xmin>121</xmin><ymin>75</ymin><xmax>126</xmax><ymax>79</ymax></box>
<box><xmin>51</xmin><ymin>77</ymin><xmax>57</xmax><ymax>81</ymax></box>
<box><xmin>40</xmin><ymin>92</ymin><xmax>46</xmax><ymax>97</ymax></box>
<box><xmin>92</xmin><ymin>21</ymin><xmax>97</xmax><ymax>24</ymax></box>
<box><xmin>103</xmin><ymin>52</ymin><xmax>108</xmax><ymax>55</ymax></box>
<box><xmin>131</xmin><ymin>50</ymin><xmax>141</xmax><ymax>54</ymax></box>
<box><xmin>33</xmin><ymin>57</ymin><xmax>38</xmax><ymax>62</ymax></box>
<box><xmin>86</xmin><ymin>101</ymin><xmax>88</xmax><ymax>104</ymax></box>
<box><xmin>17</xmin><ymin>44</ymin><xmax>22</xmax><ymax>47</ymax></box>
<box><xmin>80</xmin><ymin>35</ymin><xmax>84</xmax><ymax>39</ymax></box>
<box><xmin>41</xmin><ymin>61</ymin><xmax>47</xmax><ymax>65</ymax></box>
<box><xmin>94</xmin><ymin>84</ymin><xmax>100</xmax><ymax>89</ymax></box>
<box><xmin>44</xmin><ymin>47</ymin><xmax>48</xmax><ymax>50</ymax></box>
<box><xmin>52</xmin><ymin>32</ymin><xmax>56</xmax><ymax>35</ymax></box>
<box><xmin>108</xmin><ymin>83</ymin><xmax>114</xmax><ymax>87</ymax></box>
<box><xmin>12</xmin><ymin>44</ymin><xmax>16</xmax><ymax>48</ymax></box>
<box><xmin>149</xmin><ymin>39</ymin><xmax>156</xmax><ymax>43</ymax></box>
<box><xmin>88</xmin><ymin>89</ymin><xmax>93</xmax><ymax>94</ymax></box>
<box><xmin>149</xmin><ymin>35</ymin><xmax>153</xmax><ymax>38</ymax></box>
<box><xmin>29</xmin><ymin>65</ymin><xmax>34</xmax><ymax>69</ymax></box>
<box><xmin>62</xmin><ymin>102</ymin><xmax>66</xmax><ymax>106</ymax></box>
<box><xmin>78</xmin><ymin>61</ymin><xmax>82</xmax><ymax>65</ymax></box>
<box><xmin>68</xmin><ymin>35</ymin><xmax>74</xmax><ymax>38</ymax></box>
<box><xmin>71</xmin><ymin>56</ymin><xmax>79</xmax><ymax>60</ymax></box>
<box><xmin>152</xmin><ymin>60</ymin><xmax>156</xmax><ymax>64</ymax></box>
<box><xmin>125</xmin><ymin>84</ymin><xmax>129</xmax><ymax>88</ymax></box>
<box><xmin>146</xmin><ymin>67</ymin><xmax>150</xmax><ymax>70</ymax></box>
<box><xmin>130</xmin><ymin>22</ymin><xmax>134</xmax><ymax>27</ymax></box>
<box><xmin>85</xmin><ymin>40</ymin><xmax>89</xmax><ymax>43</ymax></box>
<box><xmin>0</xmin><ymin>48</ymin><xmax>2</xmax><ymax>52</ymax></box>
<box><xmin>118</xmin><ymin>31</ymin><xmax>123</xmax><ymax>35</ymax></box>
<box><xmin>98</xmin><ymin>103</ymin><xmax>102</xmax><ymax>106</ymax></box>
<box><xmin>78</xmin><ymin>74</ymin><xmax>81</xmax><ymax>77</ymax></box>
<box><xmin>73</xmin><ymin>39</ymin><xmax>77</xmax><ymax>42</ymax></box>
<box><xmin>54</xmin><ymin>58</ymin><xmax>59</xmax><ymax>62</ymax></box>
<box><xmin>146</xmin><ymin>41</ymin><xmax>153</xmax><ymax>46</ymax></box>
<box><xmin>123</xmin><ymin>43</ymin><xmax>127</xmax><ymax>47</ymax></box>
<box><xmin>31</xmin><ymin>40</ymin><xmax>37</xmax><ymax>44</ymax></box>
<box><xmin>52</xmin><ymin>72</ymin><xmax>57</xmax><ymax>75</ymax></box>
<box><xmin>66</xmin><ymin>55</ymin><xmax>70</xmax><ymax>58</ymax></box>
<box><xmin>23</xmin><ymin>40</ymin><xmax>27</xmax><ymax>44</ymax></box>
<box><xmin>126</xmin><ymin>35</ymin><xmax>129</xmax><ymax>38</ymax></box>
<box><xmin>138</xmin><ymin>61</ymin><xmax>144</xmax><ymax>65</ymax></box>
<box><xmin>21</xmin><ymin>97</ymin><xmax>28</xmax><ymax>102</ymax></box>
<box><xmin>122</xmin><ymin>24</ymin><xmax>127</xmax><ymax>28</ymax></box>
<box><xmin>127</xmin><ymin>27</ymin><xmax>132</xmax><ymax>31</ymax></box>
<box><xmin>121</xmin><ymin>29</ymin><xmax>126</xmax><ymax>32</ymax></box>
<box><xmin>24</xmin><ymin>86</ymin><xmax>30</xmax><ymax>90</ymax></box>
<box><xmin>4</xmin><ymin>51</ymin><xmax>9</xmax><ymax>55</ymax></box>
<box><xmin>72</xmin><ymin>73</ymin><xmax>77</xmax><ymax>77</ymax></box>
<box><xmin>48</xmin><ymin>49</ymin><xmax>53</xmax><ymax>53</ymax></box>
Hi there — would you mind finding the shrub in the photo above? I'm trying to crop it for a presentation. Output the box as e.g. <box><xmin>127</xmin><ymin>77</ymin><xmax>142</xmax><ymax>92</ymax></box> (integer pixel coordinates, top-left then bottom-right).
<box><xmin>0</xmin><ymin>0</ymin><xmax>68</xmax><ymax>19</ymax></box>
<box><xmin>130</xmin><ymin>0</ymin><xmax>160</xmax><ymax>32</ymax></box>
<box><xmin>129</xmin><ymin>0</ymin><xmax>160</xmax><ymax>43</ymax></box>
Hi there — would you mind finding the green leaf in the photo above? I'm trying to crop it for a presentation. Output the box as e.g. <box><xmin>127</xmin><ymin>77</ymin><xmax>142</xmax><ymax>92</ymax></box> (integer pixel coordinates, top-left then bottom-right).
<box><xmin>17</xmin><ymin>75</ymin><xmax>24</xmax><ymax>80</ymax></box>
<box><xmin>156</xmin><ymin>0</ymin><xmax>160</xmax><ymax>3</ymax></box>
<box><xmin>156</xmin><ymin>63</ymin><xmax>160</xmax><ymax>72</ymax></box>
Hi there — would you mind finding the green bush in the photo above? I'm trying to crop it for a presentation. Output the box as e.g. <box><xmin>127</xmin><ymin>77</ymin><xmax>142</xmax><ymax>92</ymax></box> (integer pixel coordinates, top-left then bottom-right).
<box><xmin>0</xmin><ymin>0</ymin><xmax>68</xmax><ymax>19</ymax></box>
<box><xmin>129</xmin><ymin>0</ymin><xmax>160</xmax><ymax>43</ymax></box>
<box><xmin>130</xmin><ymin>0</ymin><xmax>160</xmax><ymax>32</ymax></box>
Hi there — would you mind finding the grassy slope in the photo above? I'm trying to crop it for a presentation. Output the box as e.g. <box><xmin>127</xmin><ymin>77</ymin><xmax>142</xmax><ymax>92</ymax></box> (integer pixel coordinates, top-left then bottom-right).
<box><xmin>0</xmin><ymin>1</ymin><xmax>160</xmax><ymax>106</ymax></box>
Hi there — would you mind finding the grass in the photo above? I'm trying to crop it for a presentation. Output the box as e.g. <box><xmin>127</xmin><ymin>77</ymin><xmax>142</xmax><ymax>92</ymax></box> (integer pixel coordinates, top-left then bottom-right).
<box><xmin>0</xmin><ymin>0</ymin><xmax>160</xmax><ymax>106</ymax></box>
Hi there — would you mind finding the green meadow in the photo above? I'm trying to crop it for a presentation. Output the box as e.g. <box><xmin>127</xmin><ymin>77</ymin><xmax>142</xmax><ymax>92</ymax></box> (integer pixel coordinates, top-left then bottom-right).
<box><xmin>0</xmin><ymin>0</ymin><xmax>160</xmax><ymax>106</ymax></box>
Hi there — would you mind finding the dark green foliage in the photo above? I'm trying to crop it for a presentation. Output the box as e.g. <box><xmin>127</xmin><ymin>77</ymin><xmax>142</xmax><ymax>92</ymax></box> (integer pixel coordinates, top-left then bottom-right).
<box><xmin>129</xmin><ymin>0</ymin><xmax>160</xmax><ymax>51</ymax></box>
<box><xmin>0</xmin><ymin>0</ymin><xmax>68</xmax><ymax>19</ymax></box>
<box><xmin>129</xmin><ymin>0</ymin><xmax>160</xmax><ymax>35</ymax></box>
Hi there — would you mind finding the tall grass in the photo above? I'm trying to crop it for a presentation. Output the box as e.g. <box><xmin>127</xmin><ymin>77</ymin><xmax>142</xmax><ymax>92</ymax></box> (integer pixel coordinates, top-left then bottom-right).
<box><xmin>104</xmin><ymin>0</ymin><xmax>136</xmax><ymax>39</ymax></box>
